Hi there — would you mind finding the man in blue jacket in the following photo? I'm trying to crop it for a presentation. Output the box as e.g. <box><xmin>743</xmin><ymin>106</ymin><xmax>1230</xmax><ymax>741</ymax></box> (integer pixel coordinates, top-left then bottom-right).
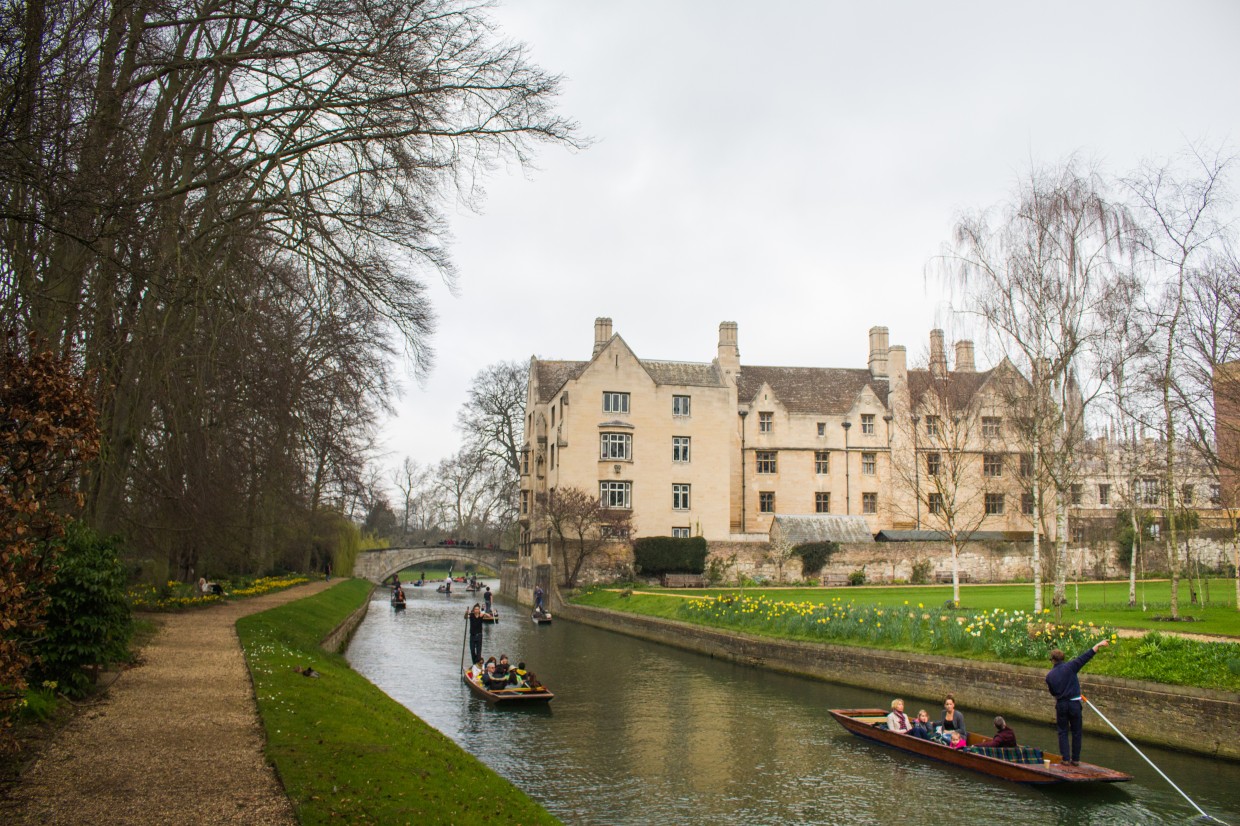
<box><xmin>1045</xmin><ymin>639</ymin><xmax>1110</xmax><ymax>765</ymax></box>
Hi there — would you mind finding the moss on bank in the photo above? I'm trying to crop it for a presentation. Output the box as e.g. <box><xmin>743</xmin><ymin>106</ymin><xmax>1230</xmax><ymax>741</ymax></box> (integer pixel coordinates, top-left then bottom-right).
<box><xmin>238</xmin><ymin>579</ymin><xmax>560</xmax><ymax>826</ymax></box>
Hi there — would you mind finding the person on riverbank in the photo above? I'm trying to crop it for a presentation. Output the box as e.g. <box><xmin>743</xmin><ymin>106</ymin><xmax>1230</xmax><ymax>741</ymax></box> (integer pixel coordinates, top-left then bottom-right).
<box><xmin>941</xmin><ymin>695</ymin><xmax>967</xmax><ymax>738</ymax></box>
<box><xmin>886</xmin><ymin>698</ymin><xmax>912</xmax><ymax>733</ymax></box>
<box><xmin>1046</xmin><ymin>639</ymin><xmax>1110</xmax><ymax>766</ymax></box>
<box><xmin>466</xmin><ymin>604</ymin><xmax>485</xmax><ymax>663</ymax></box>
<box><xmin>978</xmin><ymin>716</ymin><xmax>1016</xmax><ymax>748</ymax></box>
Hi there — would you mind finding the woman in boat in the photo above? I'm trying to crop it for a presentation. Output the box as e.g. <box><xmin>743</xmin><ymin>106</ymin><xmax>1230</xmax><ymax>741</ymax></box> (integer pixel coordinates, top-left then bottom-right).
<box><xmin>978</xmin><ymin>716</ymin><xmax>1017</xmax><ymax>748</ymax></box>
<box><xmin>886</xmin><ymin>698</ymin><xmax>913</xmax><ymax>734</ymax></box>
<box><xmin>909</xmin><ymin>709</ymin><xmax>935</xmax><ymax>740</ymax></box>
<box><xmin>941</xmin><ymin>694</ymin><xmax>967</xmax><ymax>738</ymax></box>
<box><xmin>494</xmin><ymin>654</ymin><xmax>512</xmax><ymax>680</ymax></box>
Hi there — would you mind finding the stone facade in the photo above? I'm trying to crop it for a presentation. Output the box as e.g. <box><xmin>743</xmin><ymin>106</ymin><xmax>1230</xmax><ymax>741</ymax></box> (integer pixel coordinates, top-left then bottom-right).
<box><xmin>518</xmin><ymin>318</ymin><xmax>1034</xmax><ymax>558</ymax></box>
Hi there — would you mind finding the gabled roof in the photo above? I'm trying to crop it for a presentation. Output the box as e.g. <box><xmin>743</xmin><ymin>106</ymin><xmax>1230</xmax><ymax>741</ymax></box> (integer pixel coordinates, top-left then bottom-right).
<box><xmin>737</xmin><ymin>366</ymin><xmax>889</xmax><ymax>414</ymax></box>
<box><xmin>907</xmin><ymin>367</ymin><xmax>997</xmax><ymax>410</ymax></box>
<box><xmin>534</xmin><ymin>360</ymin><xmax>586</xmax><ymax>403</ymax></box>
<box><xmin>641</xmin><ymin>360</ymin><xmax>727</xmax><ymax>388</ymax></box>
<box><xmin>771</xmin><ymin>514</ymin><xmax>875</xmax><ymax>544</ymax></box>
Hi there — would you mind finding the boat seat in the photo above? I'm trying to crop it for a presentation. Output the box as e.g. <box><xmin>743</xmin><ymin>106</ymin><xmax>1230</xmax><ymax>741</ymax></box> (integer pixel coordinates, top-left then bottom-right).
<box><xmin>966</xmin><ymin>745</ymin><xmax>1044</xmax><ymax>764</ymax></box>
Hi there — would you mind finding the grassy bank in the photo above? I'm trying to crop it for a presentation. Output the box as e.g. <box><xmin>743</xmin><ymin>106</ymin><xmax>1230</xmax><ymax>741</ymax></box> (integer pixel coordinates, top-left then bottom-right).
<box><xmin>573</xmin><ymin>583</ymin><xmax>1240</xmax><ymax>692</ymax></box>
<box><xmin>237</xmin><ymin>579</ymin><xmax>559</xmax><ymax>826</ymax></box>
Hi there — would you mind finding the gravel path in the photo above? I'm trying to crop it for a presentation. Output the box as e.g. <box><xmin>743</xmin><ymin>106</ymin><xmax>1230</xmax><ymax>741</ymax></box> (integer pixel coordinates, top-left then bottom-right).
<box><xmin>0</xmin><ymin>580</ymin><xmax>336</xmax><ymax>825</ymax></box>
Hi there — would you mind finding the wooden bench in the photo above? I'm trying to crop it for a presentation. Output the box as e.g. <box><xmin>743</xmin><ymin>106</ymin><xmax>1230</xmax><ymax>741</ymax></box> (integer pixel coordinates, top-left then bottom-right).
<box><xmin>662</xmin><ymin>573</ymin><xmax>706</xmax><ymax>588</ymax></box>
<box><xmin>820</xmin><ymin>573</ymin><xmax>850</xmax><ymax>587</ymax></box>
<box><xmin>935</xmin><ymin>571</ymin><xmax>971</xmax><ymax>583</ymax></box>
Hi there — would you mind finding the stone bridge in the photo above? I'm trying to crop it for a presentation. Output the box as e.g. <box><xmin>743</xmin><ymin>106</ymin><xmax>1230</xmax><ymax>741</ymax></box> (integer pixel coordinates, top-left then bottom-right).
<box><xmin>353</xmin><ymin>544</ymin><xmax>517</xmax><ymax>584</ymax></box>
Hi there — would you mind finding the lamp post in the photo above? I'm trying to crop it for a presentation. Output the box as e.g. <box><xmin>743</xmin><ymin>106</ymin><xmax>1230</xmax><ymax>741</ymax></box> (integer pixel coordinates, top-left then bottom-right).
<box><xmin>842</xmin><ymin>420</ymin><xmax>852</xmax><ymax>515</ymax></box>
<box><xmin>911</xmin><ymin>414</ymin><xmax>921</xmax><ymax>530</ymax></box>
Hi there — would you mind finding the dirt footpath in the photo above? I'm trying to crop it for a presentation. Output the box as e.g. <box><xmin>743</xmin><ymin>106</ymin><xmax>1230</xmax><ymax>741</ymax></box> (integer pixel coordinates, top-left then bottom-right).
<box><xmin>0</xmin><ymin>580</ymin><xmax>337</xmax><ymax>825</ymax></box>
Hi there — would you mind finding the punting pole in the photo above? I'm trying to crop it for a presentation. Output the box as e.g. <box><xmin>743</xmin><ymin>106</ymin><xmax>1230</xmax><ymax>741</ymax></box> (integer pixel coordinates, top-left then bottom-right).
<box><xmin>460</xmin><ymin>615</ymin><xmax>469</xmax><ymax>672</ymax></box>
<box><xmin>1083</xmin><ymin>696</ymin><xmax>1231</xmax><ymax>825</ymax></box>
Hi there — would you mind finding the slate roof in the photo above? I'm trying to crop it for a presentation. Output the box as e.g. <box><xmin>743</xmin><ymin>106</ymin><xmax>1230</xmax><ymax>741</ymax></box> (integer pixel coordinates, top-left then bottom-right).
<box><xmin>771</xmin><ymin>515</ymin><xmax>875</xmax><ymax>544</ymax></box>
<box><xmin>737</xmin><ymin>366</ymin><xmax>889</xmax><ymax>414</ymax></box>
<box><xmin>642</xmin><ymin>360</ymin><xmax>727</xmax><ymax>388</ymax></box>
<box><xmin>875</xmin><ymin>529</ymin><xmax>1037</xmax><ymax>542</ymax></box>
<box><xmin>907</xmin><ymin>367</ymin><xmax>996</xmax><ymax>410</ymax></box>
<box><xmin>534</xmin><ymin>360</ymin><xmax>586</xmax><ymax>403</ymax></box>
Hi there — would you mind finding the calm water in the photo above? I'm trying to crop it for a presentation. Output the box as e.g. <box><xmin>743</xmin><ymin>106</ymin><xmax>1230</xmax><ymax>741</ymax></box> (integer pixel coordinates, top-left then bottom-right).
<box><xmin>346</xmin><ymin>581</ymin><xmax>1239</xmax><ymax>826</ymax></box>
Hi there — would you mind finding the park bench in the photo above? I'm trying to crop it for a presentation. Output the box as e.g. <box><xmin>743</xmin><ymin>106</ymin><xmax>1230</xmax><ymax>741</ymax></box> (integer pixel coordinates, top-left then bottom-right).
<box><xmin>662</xmin><ymin>573</ymin><xmax>707</xmax><ymax>588</ymax></box>
<box><xmin>820</xmin><ymin>573</ymin><xmax>850</xmax><ymax>587</ymax></box>
<box><xmin>934</xmin><ymin>571</ymin><xmax>970</xmax><ymax>583</ymax></box>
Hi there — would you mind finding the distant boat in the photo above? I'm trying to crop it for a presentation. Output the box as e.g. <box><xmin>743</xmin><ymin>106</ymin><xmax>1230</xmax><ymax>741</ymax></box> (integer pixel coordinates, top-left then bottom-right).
<box><xmin>532</xmin><ymin>609</ymin><xmax>552</xmax><ymax>624</ymax></box>
<box><xmin>828</xmin><ymin>708</ymin><xmax>1132</xmax><ymax>785</ymax></box>
<box><xmin>390</xmin><ymin>595</ymin><xmax>406</xmax><ymax>610</ymax></box>
<box><xmin>480</xmin><ymin>610</ymin><xmax>499</xmax><ymax>623</ymax></box>
<box><xmin>462</xmin><ymin>669</ymin><xmax>553</xmax><ymax>704</ymax></box>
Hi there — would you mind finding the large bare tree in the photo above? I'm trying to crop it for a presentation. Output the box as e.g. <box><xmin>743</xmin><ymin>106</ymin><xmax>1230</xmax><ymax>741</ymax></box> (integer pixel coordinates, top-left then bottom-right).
<box><xmin>950</xmin><ymin>160</ymin><xmax>1138</xmax><ymax>613</ymax></box>
<box><xmin>538</xmin><ymin>486</ymin><xmax>633</xmax><ymax>588</ymax></box>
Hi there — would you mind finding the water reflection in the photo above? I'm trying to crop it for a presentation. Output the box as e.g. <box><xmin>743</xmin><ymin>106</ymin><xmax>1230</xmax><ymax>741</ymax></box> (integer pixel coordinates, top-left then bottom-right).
<box><xmin>346</xmin><ymin>581</ymin><xmax>1238</xmax><ymax>825</ymax></box>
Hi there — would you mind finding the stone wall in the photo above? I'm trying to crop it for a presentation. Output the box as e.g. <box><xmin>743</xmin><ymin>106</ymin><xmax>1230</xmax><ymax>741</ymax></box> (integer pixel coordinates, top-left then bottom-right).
<box><xmin>556</xmin><ymin>602</ymin><xmax>1240</xmax><ymax>760</ymax></box>
<box><xmin>568</xmin><ymin>535</ymin><xmax>1239</xmax><ymax>585</ymax></box>
<box><xmin>320</xmin><ymin>589</ymin><xmax>371</xmax><ymax>654</ymax></box>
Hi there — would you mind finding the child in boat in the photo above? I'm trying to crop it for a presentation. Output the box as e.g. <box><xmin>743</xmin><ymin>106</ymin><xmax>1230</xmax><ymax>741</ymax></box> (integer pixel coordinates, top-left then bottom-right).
<box><xmin>948</xmin><ymin>731</ymin><xmax>967</xmax><ymax>750</ymax></box>
<box><xmin>978</xmin><ymin>716</ymin><xmax>1017</xmax><ymax>748</ymax></box>
<box><xmin>910</xmin><ymin>709</ymin><xmax>934</xmax><ymax>740</ymax></box>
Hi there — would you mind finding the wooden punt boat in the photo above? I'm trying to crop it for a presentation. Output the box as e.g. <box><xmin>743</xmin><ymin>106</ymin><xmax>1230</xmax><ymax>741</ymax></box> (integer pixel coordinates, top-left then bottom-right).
<box><xmin>390</xmin><ymin>596</ymin><xmax>406</xmax><ymax>610</ymax></box>
<box><xmin>829</xmin><ymin>709</ymin><xmax>1131</xmax><ymax>785</ymax></box>
<box><xmin>462</xmin><ymin>669</ymin><xmax>554</xmax><ymax>704</ymax></box>
<box><xmin>480</xmin><ymin>610</ymin><xmax>498</xmax><ymax>623</ymax></box>
<box><xmin>531</xmin><ymin>610</ymin><xmax>552</xmax><ymax>624</ymax></box>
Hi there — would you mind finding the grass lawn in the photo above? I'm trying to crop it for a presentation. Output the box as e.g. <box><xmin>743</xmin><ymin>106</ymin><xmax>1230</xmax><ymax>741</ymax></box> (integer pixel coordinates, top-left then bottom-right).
<box><xmin>615</xmin><ymin>579</ymin><xmax>1240</xmax><ymax>637</ymax></box>
<box><xmin>572</xmin><ymin>580</ymin><xmax>1240</xmax><ymax>692</ymax></box>
<box><xmin>238</xmin><ymin>579</ymin><xmax>560</xmax><ymax>826</ymax></box>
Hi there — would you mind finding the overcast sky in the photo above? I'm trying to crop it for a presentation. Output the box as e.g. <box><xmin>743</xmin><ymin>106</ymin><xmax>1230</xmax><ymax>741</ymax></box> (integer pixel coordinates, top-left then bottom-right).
<box><xmin>378</xmin><ymin>0</ymin><xmax>1240</xmax><ymax>481</ymax></box>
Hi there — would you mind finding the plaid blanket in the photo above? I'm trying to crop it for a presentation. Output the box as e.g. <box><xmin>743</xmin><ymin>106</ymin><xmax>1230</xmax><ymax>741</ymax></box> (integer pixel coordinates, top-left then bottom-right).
<box><xmin>966</xmin><ymin>745</ymin><xmax>1045</xmax><ymax>764</ymax></box>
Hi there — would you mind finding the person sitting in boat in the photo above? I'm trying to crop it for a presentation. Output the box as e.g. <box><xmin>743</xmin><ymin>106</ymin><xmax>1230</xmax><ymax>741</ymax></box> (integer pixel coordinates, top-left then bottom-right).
<box><xmin>393</xmin><ymin>586</ymin><xmax>405</xmax><ymax>601</ymax></box>
<box><xmin>482</xmin><ymin>661</ymin><xmax>510</xmax><ymax>691</ymax></box>
<box><xmin>947</xmin><ymin>731</ymin><xmax>967</xmax><ymax>750</ymax></box>
<box><xmin>467</xmin><ymin>660</ymin><xmax>484</xmax><ymax>681</ymax></box>
<box><xmin>508</xmin><ymin>661</ymin><xmax>529</xmax><ymax>687</ymax></box>
<box><xmin>978</xmin><ymin>716</ymin><xmax>1017</xmax><ymax>748</ymax></box>
<box><xmin>494</xmin><ymin>654</ymin><xmax>512</xmax><ymax>680</ymax></box>
<box><xmin>909</xmin><ymin>709</ymin><xmax>935</xmax><ymax>740</ymax></box>
<box><xmin>886</xmin><ymin>698</ymin><xmax>913</xmax><ymax>734</ymax></box>
<box><xmin>941</xmin><ymin>694</ymin><xmax>967</xmax><ymax>738</ymax></box>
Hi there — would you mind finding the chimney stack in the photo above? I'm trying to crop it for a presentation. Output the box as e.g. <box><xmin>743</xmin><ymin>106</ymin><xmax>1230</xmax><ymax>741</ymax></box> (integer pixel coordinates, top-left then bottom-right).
<box><xmin>930</xmin><ymin>329</ymin><xmax>948</xmax><ymax>378</ymax></box>
<box><xmin>593</xmin><ymin>317</ymin><xmax>613</xmax><ymax>357</ymax></box>
<box><xmin>717</xmin><ymin>321</ymin><xmax>740</xmax><ymax>378</ymax></box>
<box><xmin>868</xmin><ymin>326</ymin><xmax>889</xmax><ymax>378</ymax></box>
<box><xmin>954</xmin><ymin>340</ymin><xmax>975</xmax><ymax>372</ymax></box>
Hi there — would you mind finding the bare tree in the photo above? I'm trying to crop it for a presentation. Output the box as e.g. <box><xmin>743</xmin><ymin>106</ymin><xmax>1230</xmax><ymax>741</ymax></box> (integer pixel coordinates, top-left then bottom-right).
<box><xmin>1124</xmin><ymin>146</ymin><xmax>1234</xmax><ymax>618</ymax></box>
<box><xmin>458</xmin><ymin>361</ymin><xmax>528</xmax><ymax>478</ymax></box>
<box><xmin>392</xmin><ymin>457</ymin><xmax>426</xmax><ymax>538</ymax></box>
<box><xmin>950</xmin><ymin>159</ymin><xmax>1139</xmax><ymax>613</ymax></box>
<box><xmin>538</xmin><ymin>486</ymin><xmax>633</xmax><ymax>588</ymax></box>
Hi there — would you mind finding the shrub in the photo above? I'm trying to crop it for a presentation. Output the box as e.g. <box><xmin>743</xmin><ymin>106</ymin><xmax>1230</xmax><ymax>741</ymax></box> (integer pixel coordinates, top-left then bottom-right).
<box><xmin>30</xmin><ymin>523</ymin><xmax>132</xmax><ymax>698</ymax></box>
<box><xmin>793</xmin><ymin>541</ymin><xmax>838</xmax><ymax>577</ymax></box>
<box><xmin>910</xmin><ymin>558</ymin><xmax>933</xmax><ymax>585</ymax></box>
<box><xmin>633</xmin><ymin>536</ymin><xmax>708</xmax><ymax>576</ymax></box>
<box><xmin>848</xmin><ymin>569</ymin><xmax>867</xmax><ymax>586</ymax></box>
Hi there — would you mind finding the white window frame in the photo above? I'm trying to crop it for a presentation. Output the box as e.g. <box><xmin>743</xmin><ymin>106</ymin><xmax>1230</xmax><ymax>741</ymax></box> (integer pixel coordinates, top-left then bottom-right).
<box><xmin>926</xmin><ymin>452</ymin><xmax>940</xmax><ymax>476</ymax></box>
<box><xmin>758</xmin><ymin>491</ymin><xmax>775</xmax><ymax>513</ymax></box>
<box><xmin>759</xmin><ymin>411</ymin><xmax>773</xmax><ymax>433</ymax></box>
<box><xmin>862</xmin><ymin>492</ymin><xmax>878</xmax><ymax>514</ymax></box>
<box><xmin>861</xmin><ymin>413</ymin><xmax>875</xmax><ymax>435</ymax></box>
<box><xmin>673</xmin><ymin>483</ymin><xmax>691</xmax><ymax>510</ymax></box>
<box><xmin>603</xmin><ymin>391</ymin><xmax>630</xmax><ymax>414</ymax></box>
<box><xmin>983</xmin><ymin>453</ymin><xmax>1003</xmax><ymax>478</ymax></box>
<box><xmin>672</xmin><ymin>395</ymin><xmax>691</xmax><ymax>417</ymax></box>
<box><xmin>1098</xmin><ymin>483</ymin><xmax>1111</xmax><ymax>507</ymax></box>
<box><xmin>862</xmin><ymin>452</ymin><xmax>876</xmax><ymax>476</ymax></box>
<box><xmin>985</xmin><ymin>493</ymin><xmax>1005</xmax><ymax>515</ymax></box>
<box><xmin>599</xmin><ymin>480</ymin><xmax>631</xmax><ymax>509</ymax></box>
<box><xmin>982</xmin><ymin>416</ymin><xmax>1002</xmax><ymax>438</ymax></box>
<box><xmin>672</xmin><ymin>527</ymin><xmax>691</xmax><ymax>538</ymax></box>
<box><xmin>673</xmin><ymin>436</ymin><xmax>691</xmax><ymax>463</ymax></box>
<box><xmin>928</xmin><ymin>492</ymin><xmax>943</xmax><ymax>514</ymax></box>
<box><xmin>600</xmin><ymin>432</ymin><xmax>632</xmax><ymax>461</ymax></box>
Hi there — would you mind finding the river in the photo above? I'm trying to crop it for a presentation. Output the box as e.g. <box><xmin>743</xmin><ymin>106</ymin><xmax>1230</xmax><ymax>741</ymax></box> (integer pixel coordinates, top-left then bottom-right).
<box><xmin>346</xmin><ymin>580</ymin><xmax>1239</xmax><ymax>825</ymax></box>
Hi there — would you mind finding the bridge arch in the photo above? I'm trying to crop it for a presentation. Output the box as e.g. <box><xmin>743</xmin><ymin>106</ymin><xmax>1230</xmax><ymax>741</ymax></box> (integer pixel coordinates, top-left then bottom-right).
<box><xmin>354</xmin><ymin>545</ymin><xmax>517</xmax><ymax>584</ymax></box>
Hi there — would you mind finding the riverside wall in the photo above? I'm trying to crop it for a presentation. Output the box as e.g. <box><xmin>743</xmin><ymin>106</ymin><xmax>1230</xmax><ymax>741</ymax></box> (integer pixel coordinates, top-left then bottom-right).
<box><xmin>319</xmin><ymin>587</ymin><xmax>372</xmax><ymax>654</ymax></box>
<box><xmin>555</xmin><ymin>602</ymin><xmax>1240</xmax><ymax>761</ymax></box>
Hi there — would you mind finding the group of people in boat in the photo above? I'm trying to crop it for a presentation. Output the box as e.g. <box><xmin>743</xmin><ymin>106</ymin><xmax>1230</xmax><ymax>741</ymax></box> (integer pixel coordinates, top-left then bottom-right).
<box><xmin>886</xmin><ymin>694</ymin><xmax>1016</xmax><ymax>751</ymax></box>
<box><xmin>467</xmin><ymin>654</ymin><xmax>542</xmax><ymax>692</ymax></box>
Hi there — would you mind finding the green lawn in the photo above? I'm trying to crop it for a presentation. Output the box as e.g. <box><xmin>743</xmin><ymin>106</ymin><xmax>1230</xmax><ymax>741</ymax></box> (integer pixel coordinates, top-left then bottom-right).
<box><xmin>572</xmin><ymin>579</ymin><xmax>1240</xmax><ymax>692</ymax></box>
<box><xmin>623</xmin><ymin>579</ymin><xmax>1240</xmax><ymax>637</ymax></box>
<box><xmin>238</xmin><ymin>580</ymin><xmax>560</xmax><ymax>826</ymax></box>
